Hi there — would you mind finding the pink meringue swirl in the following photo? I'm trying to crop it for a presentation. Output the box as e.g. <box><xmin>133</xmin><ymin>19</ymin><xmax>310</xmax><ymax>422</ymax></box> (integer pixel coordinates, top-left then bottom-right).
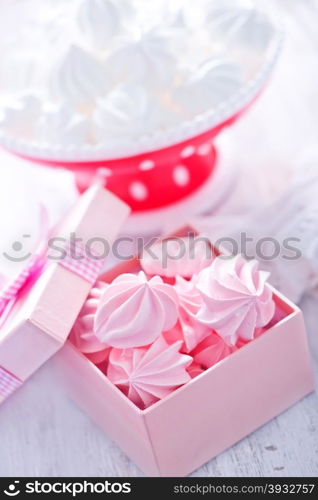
<box><xmin>69</xmin><ymin>282</ymin><xmax>110</xmax><ymax>364</ymax></box>
<box><xmin>94</xmin><ymin>271</ymin><xmax>179</xmax><ymax>348</ymax></box>
<box><xmin>107</xmin><ymin>336</ymin><xmax>192</xmax><ymax>408</ymax></box>
<box><xmin>140</xmin><ymin>236</ymin><xmax>213</xmax><ymax>278</ymax></box>
<box><xmin>192</xmin><ymin>332</ymin><xmax>236</xmax><ymax>369</ymax></box>
<box><xmin>196</xmin><ymin>255</ymin><xmax>275</xmax><ymax>345</ymax></box>
<box><xmin>173</xmin><ymin>276</ymin><xmax>210</xmax><ymax>352</ymax></box>
<box><xmin>187</xmin><ymin>362</ymin><xmax>205</xmax><ymax>379</ymax></box>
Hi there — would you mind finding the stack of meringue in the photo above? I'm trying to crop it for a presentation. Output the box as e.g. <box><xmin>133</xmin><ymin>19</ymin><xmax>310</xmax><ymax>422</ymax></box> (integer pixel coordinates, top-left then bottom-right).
<box><xmin>0</xmin><ymin>0</ymin><xmax>274</xmax><ymax>149</ymax></box>
<box><xmin>70</xmin><ymin>236</ymin><xmax>276</xmax><ymax>409</ymax></box>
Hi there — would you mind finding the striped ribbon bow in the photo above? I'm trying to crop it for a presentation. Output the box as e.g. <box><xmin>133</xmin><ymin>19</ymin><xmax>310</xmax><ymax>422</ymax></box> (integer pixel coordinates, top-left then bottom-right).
<box><xmin>0</xmin><ymin>254</ymin><xmax>45</xmax><ymax>318</ymax></box>
<box><xmin>0</xmin><ymin>239</ymin><xmax>105</xmax><ymax>401</ymax></box>
<box><xmin>0</xmin><ymin>241</ymin><xmax>104</xmax><ymax>322</ymax></box>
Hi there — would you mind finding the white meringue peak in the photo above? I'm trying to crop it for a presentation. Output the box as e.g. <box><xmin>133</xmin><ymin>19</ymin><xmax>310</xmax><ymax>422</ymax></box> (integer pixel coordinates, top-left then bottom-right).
<box><xmin>49</xmin><ymin>45</ymin><xmax>108</xmax><ymax>110</ymax></box>
<box><xmin>174</xmin><ymin>59</ymin><xmax>242</xmax><ymax>116</ymax></box>
<box><xmin>93</xmin><ymin>83</ymin><xmax>160</xmax><ymax>139</ymax></box>
<box><xmin>0</xmin><ymin>94</ymin><xmax>42</xmax><ymax>140</ymax></box>
<box><xmin>77</xmin><ymin>0</ymin><xmax>121</xmax><ymax>51</ymax></box>
<box><xmin>0</xmin><ymin>1</ymin><xmax>276</xmax><ymax>150</ymax></box>
<box><xmin>206</xmin><ymin>1</ymin><xmax>275</xmax><ymax>51</ymax></box>
<box><xmin>36</xmin><ymin>104</ymin><xmax>92</xmax><ymax>145</ymax></box>
<box><xmin>106</xmin><ymin>33</ymin><xmax>176</xmax><ymax>90</ymax></box>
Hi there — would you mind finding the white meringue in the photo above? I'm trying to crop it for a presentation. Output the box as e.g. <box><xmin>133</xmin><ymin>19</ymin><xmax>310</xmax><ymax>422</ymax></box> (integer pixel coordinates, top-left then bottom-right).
<box><xmin>106</xmin><ymin>33</ymin><xmax>176</xmax><ymax>90</ymax></box>
<box><xmin>206</xmin><ymin>1</ymin><xmax>274</xmax><ymax>51</ymax></box>
<box><xmin>174</xmin><ymin>59</ymin><xmax>242</xmax><ymax>116</ymax></box>
<box><xmin>0</xmin><ymin>0</ymin><xmax>277</xmax><ymax>150</ymax></box>
<box><xmin>77</xmin><ymin>0</ymin><xmax>121</xmax><ymax>51</ymax></box>
<box><xmin>93</xmin><ymin>83</ymin><xmax>160</xmax><ymax>139</ymax></box>
<box><xmin>0</xmin><ymin>94</ymin><xmax>41</xmax><ymax>140</ymax></box>
<box><xmin>36</xmin><ymin>105</ymin><xmax>91</xmax><ymax>146</ymax></box>
<box><xmin>49</xmin><ymin>45</ymin><xmax>108</xmax><ymax>109</ymax></box>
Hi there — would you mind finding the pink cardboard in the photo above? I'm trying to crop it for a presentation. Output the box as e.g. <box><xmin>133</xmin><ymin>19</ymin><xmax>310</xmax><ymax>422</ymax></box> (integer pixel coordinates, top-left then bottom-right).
<box><xmin>56</xmin><ymin>253</ymin><xmax>315</xmax><ymax>477</ymax></box>
<box><xmin>0</xmin><ymin>185</ymin><xmax>130</xmax><ymax>404</ymax></box>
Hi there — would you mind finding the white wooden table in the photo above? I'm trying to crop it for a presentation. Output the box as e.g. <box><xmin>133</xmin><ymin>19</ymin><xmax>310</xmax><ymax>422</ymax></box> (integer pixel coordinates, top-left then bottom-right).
<box><xmin>0</xmin><ymin>0</ymin><xmax>318</xmax><ymax>477</ymax></box>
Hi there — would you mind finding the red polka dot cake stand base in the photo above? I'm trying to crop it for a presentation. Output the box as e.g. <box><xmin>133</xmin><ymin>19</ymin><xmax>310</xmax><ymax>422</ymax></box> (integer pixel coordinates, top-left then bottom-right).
<box><xmin>75</xmin><ymin>131</ymin><xmax>219</xmax><ymax>212</ymax></box>
<box><xmin>1</xmin><ymin>41</ymin><xmax>282</xmax><ymax>216</ymax></box>
<box><xmin>0</xmin><ymin>13</ymin><xmax>282</xmax><ymax>217</ymax></box>
<box><xmin>124</xmin><ymin>138</ymin><xmax>237</xmax><ymax>235</ymax></box>
<box><xmin>10</xmin><ymin>109</ymin><xmax>244</xmax><ymax>214</ymax></box>
<box><xmin>5</xmin><ymin>67</ymin><xmax>278</xmax><ymax>217</ymax></box>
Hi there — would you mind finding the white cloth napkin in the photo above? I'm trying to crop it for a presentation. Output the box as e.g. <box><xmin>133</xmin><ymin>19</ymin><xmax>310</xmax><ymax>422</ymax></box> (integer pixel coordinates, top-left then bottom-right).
<box><xmin>192</xmin><ymin>155</ymin><xmax>318</xmax><ymax>303</ymax></box>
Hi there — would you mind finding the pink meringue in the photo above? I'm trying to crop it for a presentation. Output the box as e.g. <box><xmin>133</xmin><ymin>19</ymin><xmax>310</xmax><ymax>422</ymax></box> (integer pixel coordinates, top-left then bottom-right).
<box><xmin>196</xmin><ymin>255</ymin><xmax>275</xmax><ymax>345</ymax></box>
<box><xmin>107</xmin><ymin>337</ymin><xmax>192</xmax><ymax>409</ymax></box>
<box><xmin>163</xmin><ymin>322</ymin><xmax>184</xmax><ymax>346</ymax></box>
<box><xmin>69</xmin><ymin>282</ymin><xmax>110</xmax><ymax>364</ymax></box>
<box><xmin>235</xmin><ymin>326</ymin><xmax>268</xmax><ymax>349</ymax></box>
<box><xmin>187</xmin><ymin>362</ymin><xmax>205</xmax><ymax>379</ymax></box>
<box><xmin>173</xmin><ymin>276</ymin><xmax>210</xmax><ymax>352</ymax></box>
<box><xmin>140</xmin><ymin>236</ymin><xmax>213</xmax><ymax>278</ymax></box>
<box><xmin>94</xmin><ymin>271</ymin><xmax>179</xmax><ymax>348</ymax></box>
<box><xmin>192</xmin><ymin>332</ymin><xmax>236</xmax><ymax>369</ymax></box>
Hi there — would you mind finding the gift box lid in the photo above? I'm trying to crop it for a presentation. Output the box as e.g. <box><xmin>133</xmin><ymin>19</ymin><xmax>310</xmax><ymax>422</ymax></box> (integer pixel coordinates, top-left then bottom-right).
<box><xmin>0</xmin><ymin>185</ymin><xmax>130</xmax><ymax>403</ymax></box>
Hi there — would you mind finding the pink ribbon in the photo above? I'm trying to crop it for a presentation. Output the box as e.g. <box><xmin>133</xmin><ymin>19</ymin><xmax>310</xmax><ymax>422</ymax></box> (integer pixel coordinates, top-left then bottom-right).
<box><xmin>0</xmin><ymin>237</ymin><xmax>105</xmax><ymax>401</ymax></box>
<box><xmin>0</xmin><ymin>242</ymin><xmax>104</xmax><ymax>322</ymax></box>
<box><xmin>0</xmin><ymin>366</ymin><xmax>22</xmax><ymax>401</ymax></box>
<box><xmin>56</xmin><ymin>240</ymin><xmax>105</xmax><ymax>284</ymax></box>
<box><xmin>0</xmin><ymin>254</ymin><xmax>45</xmax><ymax>318</ymax></box>
<box><xmin>0</xmin><ymin>205</ymin><xmax>49</xmax><ymax>320</ymax></box>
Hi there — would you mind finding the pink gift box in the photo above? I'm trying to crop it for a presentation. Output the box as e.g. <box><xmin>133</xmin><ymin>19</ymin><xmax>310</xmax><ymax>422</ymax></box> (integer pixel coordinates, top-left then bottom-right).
<box><xmin>56</xmin><ymin>233</ymin><xmax>315</xmax><ymax>477</ymax></box>
<box><xmin>0</xmin><ymin>185</ymin><xmax>130</xmax><ymax>405</ymax></box>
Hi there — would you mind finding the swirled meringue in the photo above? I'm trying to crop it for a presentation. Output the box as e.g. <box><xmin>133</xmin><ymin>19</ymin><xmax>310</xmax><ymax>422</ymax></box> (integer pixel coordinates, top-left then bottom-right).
<box><xmin>174</xmin><ymin>59</ymin><xmax>242</xmax><ymax>116</ymax></box>
<box><xmin>0</xmin><ymin>94</ymin><xmax>41</xmax><ymax>140</ymax></box>
<box><xmin>196</xmin><ymin>255</ymin><xmax>275</xmax><ymax>345</ymax></box>
<box><xmin>0</xmin><ymin>1</ymin><xmax>277</xmax><ymax>150</ymax></box>
<box><xmin>94</xmin><ymin>271</ymin><xmax>179</xmax><ymax>348</ymax></box>
<box><xmin>174</xmin><ymin>276</ymin><xmax>210</xmax><ymax>352</ymax></box>
<box><xmin>50</xmin><ymin>45</ymin><xmax>107</xmax><ymax>110</ymax></box>
<box><xmin>206</xmin><ymin>1</ymin><xmax>274</xmax><ymax>51</ymax></box>
<box><xmin>187</xmin><ymin>362</ymin><xmax>205</xmax><ymax>379</ymax></box>
<box><xmin>94</xmin><ymin>83</ymin><xmax>160</xmax><ymax>140</ymax></box>
<box><xmin>77</xmin><ymin>0</ymin><xmax>121</xmax><ymax>51</ymax></box>
<box><xmin>192</xmin><ymin>332</ymin><xmax>236</xmax><ymax>369</ymax></box>
<box><xmin>69</xmin><ymin>282</ymin><xmax>110</xmax><ymax>364</ymax></box>
<box><xmin>140</xmin><ymin>236</ymin><xmax>213</xmax><ymax>278</ymax></box>
<box><xmin>36</xmin><ymin>105</ymin><xmax>91</xmax><ymax>146</ymax></box>
<box><xmin>107</xmin><ymin>336</ymin><xmax>192</xmax><ymax>408</ymax></box>
<box><xmin>106</xmin><ymin>33</ymin><xmax>176</xmax><ymax>90</ymax></box>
